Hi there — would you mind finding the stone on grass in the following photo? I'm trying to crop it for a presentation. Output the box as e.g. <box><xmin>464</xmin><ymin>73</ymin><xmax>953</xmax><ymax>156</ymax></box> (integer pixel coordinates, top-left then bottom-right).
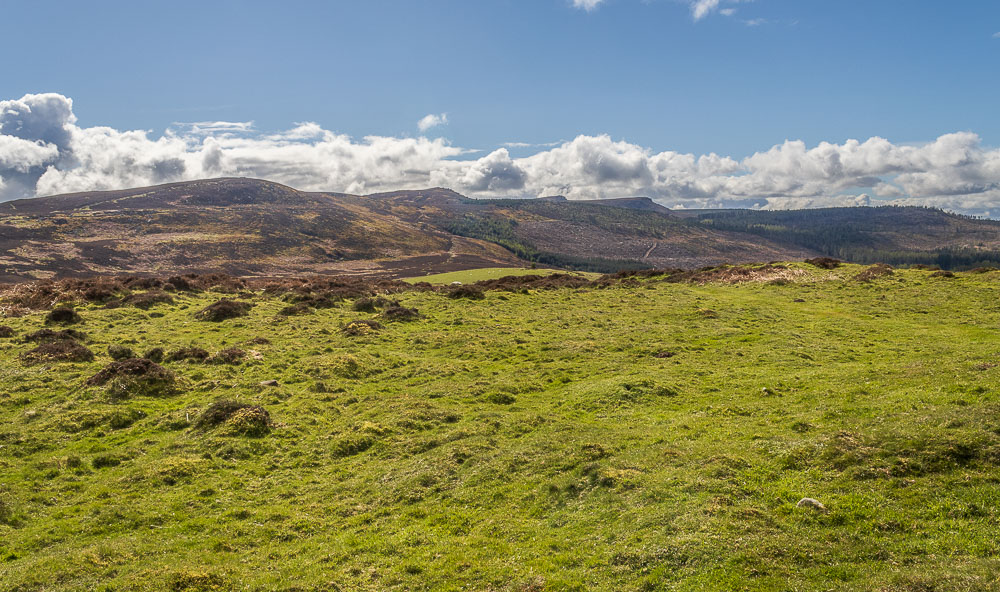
<box><xmin>796</xmin><ymin>497</ymin><xmax>828</xmax><ymax>512</ymax></box>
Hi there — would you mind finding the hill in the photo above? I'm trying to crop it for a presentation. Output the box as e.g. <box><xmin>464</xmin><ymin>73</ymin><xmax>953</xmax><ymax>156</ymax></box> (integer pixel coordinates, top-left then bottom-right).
<box><xmin>0</xmin><ymin>179</ymin><xmax>521</xmax><ymax>282</ymax></box>
<box><xmin>694</xmin><ymin>206</ymin><xmax>1000</xmax><ymax>268</ymax></box>
<box><xmin>3</xmin><ymin>178</ymin><xmax>1000</xmax><ymax>280</ymax></box>
<box><xmin>1</xmin><ymin>265</ymin><xmax>999</xmax><ymax>590</ymax></box>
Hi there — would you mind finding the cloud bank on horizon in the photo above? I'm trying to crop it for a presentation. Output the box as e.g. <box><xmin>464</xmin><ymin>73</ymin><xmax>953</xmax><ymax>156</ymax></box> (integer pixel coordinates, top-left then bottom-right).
<box><xmin>2</xmin><ymin>93</ymin><xmax>1000</xmax><ymax>216</ymax></box>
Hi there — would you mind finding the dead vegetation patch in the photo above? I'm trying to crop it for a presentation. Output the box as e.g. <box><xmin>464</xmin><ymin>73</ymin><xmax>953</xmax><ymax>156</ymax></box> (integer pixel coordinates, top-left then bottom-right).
<box><xmin>196</xmin><ymin>400</ymin><xmax>253</xmax><ymax>428</ymax></box>
<box><xmin>86</xmin><ymin>358</ymin><xmax>178</xmax><ymax>398</ymax></box>
<box><xmin>23</xmin><ymin>328</ymin><xmax>87</xmax><ymax>343</ymax></box>
<box><xmin>0</xmin><ymin>325</ymin><xmax>16</xmax><ymax>338</ymax></box>
<box><xmin>277</xmin><ymin>302</ymin><xmax>312</xmax><ymax>316</ymax></box>
<box><xmin>21</xmin><ymin>341</ymin><xmax>95</xmax><ymax>364</ymax></box>
<box><xmin>446</xmin><ymin>284</ymin><xmax>486</xmax><ymax>299</ymax></box>
<box><xmin>196</xmin><ymin>400</ymin><xmax>271</xmax><ymax>436</ymax></box>
<box><xmin>166</xmin><ymin>347</ymin><xmax>210</xmax><ymax>363</ymax></box>
<box><xmin>195</xmin><ymin>298</ymin><xmax>252</xmax><ymax>322</ymax></box>
<box><xmin>929</xmin><ymin>270</ymin><xmax>956</xmax><ymax>278</ymax></box>
<box><xmin>854</xmin><ymin>263</ymin><xmax>894</xmax><ymax>282</ymax></box>
<box><xmin>352</xmin><ymin>296</ymin><xmax>395</xmax><ymax>312</ymax></box>
<box><xmin>804</xmin><ymin>257</ymin><xmax>842</xmax><ymax>269</ymax></box>
<box><xmin>472</xmin><ymin>273</ymin><xmax>593</xmax><ymax>292</ymax></box>
<box><xmin>0</xmin><ymin>273</ymin><xmax>248</xmax><ymax>313</ymax></box>
<box><xmin>661</xmin><ymin>264</ymin><xmax>807</xmax><ymax>285</ymax></box>
<box><xmin>284</xmin><ymin>292</ymin><xmax>340</xmax><ymax>310</ymax></box>
<box><xmin>262</xmin><ymin>276</ymin><xmax>410</xmax><ymax>302</ymax></box>
<box><xmin>45</xmin><ymin>306</ymin><xmax>82</xmax><ymax>325</ymax></box>
<box><xmin>207</xmin><ymin>348</ymin><xmax>246</xmax><ymax>365</ymax></box>
<box><xmin>123</xmin><ymin>290</ymin><xmax>174</xmax><ymax>309</ymax></box>
<box><xmin>381</xmin><ymin>304</ymin><xmax>420</xmax><ymax>321</ymax></box>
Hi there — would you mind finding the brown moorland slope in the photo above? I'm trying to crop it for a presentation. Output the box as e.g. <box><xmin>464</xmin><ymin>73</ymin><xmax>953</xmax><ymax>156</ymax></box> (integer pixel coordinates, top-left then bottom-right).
<box><xmin>3</xmin><ymin>177</ymin><xmax>1000</xmax><ymax>281</ymax></box>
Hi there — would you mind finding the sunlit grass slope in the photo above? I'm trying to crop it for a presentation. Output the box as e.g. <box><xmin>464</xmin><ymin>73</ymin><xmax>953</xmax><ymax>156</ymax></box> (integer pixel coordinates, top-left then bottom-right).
<box><xmin>2</xmin><ymin>264</ymin><xmax>1000</xmax><ymax>591</ymax></box>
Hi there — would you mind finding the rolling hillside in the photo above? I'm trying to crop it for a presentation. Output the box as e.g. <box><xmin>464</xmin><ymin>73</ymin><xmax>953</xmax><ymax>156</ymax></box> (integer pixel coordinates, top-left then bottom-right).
<box><xmin>0</xmin><ymin>179</ymin><xmax>520</xmax><ymax>282</ymax></box>
<box><xmin>3</xmin><ymin>177</ymin><xmax>1000</xmax><ymax>281</ymax></box>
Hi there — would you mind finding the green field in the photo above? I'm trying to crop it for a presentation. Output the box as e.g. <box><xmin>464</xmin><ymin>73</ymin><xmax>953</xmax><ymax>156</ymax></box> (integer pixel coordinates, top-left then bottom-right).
<box><xmin>2</xmin><ymin>264</ymin><xmax>1000</xmax><ymax>591</ymax></box>
<box><xmin>403</xmin><ymin>267</ymin><xmax>600</xmax><ymax>285</ymax></box>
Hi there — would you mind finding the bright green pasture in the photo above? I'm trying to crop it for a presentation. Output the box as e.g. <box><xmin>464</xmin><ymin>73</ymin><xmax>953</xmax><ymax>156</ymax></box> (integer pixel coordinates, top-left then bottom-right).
<box><xmin>2</xmin><ymin>265</ymin><xmax>1000</xmax><ymax>591</ymax></box>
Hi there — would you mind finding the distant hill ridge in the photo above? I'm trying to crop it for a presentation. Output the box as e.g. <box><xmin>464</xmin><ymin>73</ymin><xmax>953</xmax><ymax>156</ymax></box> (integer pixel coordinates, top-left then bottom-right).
<box><xmin>1</xmin><ymin>177</ymin><xmax>999</xmax><ymax>281</ymax></box>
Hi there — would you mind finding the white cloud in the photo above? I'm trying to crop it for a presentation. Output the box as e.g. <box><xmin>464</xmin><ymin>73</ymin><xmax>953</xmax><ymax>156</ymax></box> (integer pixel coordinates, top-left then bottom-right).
<box><xmin>572</xmin><ymin>0</ymin><xmax>605</xmax><ymax>11</ymax></box>
<box><xmin>993</xmin><ymin>32</ymin><xmax>1000</xmax><ymax>39</ymax></box>
<box><xmin>417</xmin><ymin>113</ymin><xmax>448</xmax><ymax>132</ymax></box>
<box><xmin>744</xmin><ymin>18</ymin><xmax>766</xmax><ymax>26</ymax></box>
<box><xmin>3</xmin><ymin>93</ymin><xmax>1000</xmax><ymax>216</ymax></box>
<box><xmin>171</xmin><ymin>121</ymin><xmax>255</xmax><ymax>135</ymax></box>
<box><xmin>502</xmin><ymin>141</ymin><xmax>562</xmax><ymax>149</ymax></box>
<box><xmin>690</xmin><ymin>0</ymin><xmax>720</xmax><ymax>20</ymax></box>
<box><xmin>689</xmin><ymin>0</ymin><xmax>755</xmax><ymax>22</ymax></box>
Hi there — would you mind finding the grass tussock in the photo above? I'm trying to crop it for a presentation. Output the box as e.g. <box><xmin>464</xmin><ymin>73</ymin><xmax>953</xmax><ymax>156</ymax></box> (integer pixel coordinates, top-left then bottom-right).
<box><xmin>86</xmin><ymin>358</ymin><xmax>178</xmax><ymax>399</ymax></box>
<box><xmin>21</xmin><ymin>340</ymin><xmax>94</xmax><ymax>364</ymax></box>
<box><xmin>195</xmin><ymin>299</ymin><xmax>252</xmax><ymax>321</ymax></box>
<box><xmin>855</xmin><ymin>263</ymin><xmax>895</xmax><ymax>282</ymax></box>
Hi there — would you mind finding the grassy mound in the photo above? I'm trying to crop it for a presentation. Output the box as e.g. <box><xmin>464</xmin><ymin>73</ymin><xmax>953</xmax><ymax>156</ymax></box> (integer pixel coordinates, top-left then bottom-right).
<box><xmin>20</xmin><ymin>340</ymin><xmax>94</xmax><ymax>364</ymax></box>
<box><xmin>86</xmin><ymin>358</ymin><xmax>178</xmax><ymax>399</ymax></box>
<box><xmin>123</xmin><ymin>290</ymin><xmax>175</xmax><ymax>310</ymax></box>
<box><xmin>22</xmin><ymin>328</ymin><xmax>87</xmax><ymax>343</ymax></box>
<box><xmin>196</xmin><ymin>400</ymin><xmax>271</xmax><ymax>437</ymax></box>
<box><xmin>165</xmin><ymin>347</ymin><xmax>210</xmax><ymax>362</ymax></box>
<box><xmin>195</xmin><ymin>299</ymin><xmax>252</xmax><ymax>321</ymax></box>
<box><xmin>44</xmin><ymin>306</ymin><xmax>82</xmax><ymax>325</ymax></box>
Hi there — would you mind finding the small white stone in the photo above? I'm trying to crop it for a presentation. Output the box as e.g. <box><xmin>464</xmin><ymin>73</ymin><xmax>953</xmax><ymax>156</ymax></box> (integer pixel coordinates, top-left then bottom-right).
<box><xmin>796</xmin><ymin>497</ymin><xmax>828</xmax><ymax>512</ymax></box>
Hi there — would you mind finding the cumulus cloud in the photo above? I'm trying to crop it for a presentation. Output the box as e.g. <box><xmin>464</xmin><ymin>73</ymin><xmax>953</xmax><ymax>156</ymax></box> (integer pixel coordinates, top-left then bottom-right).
<box><xmin>502</xmin><ymin>141</ymin><xmax>562</xmax><ymax>149</ymax></box>
<box><xmin>689</xmin><ymin>0</ymin><xmax>754</xmax><ymax>21</ymax></box>
<box><xmin>453</xmin><ymin>149</ymin><xmax>526</xmax><ymax>192</ymax></box>
<box><xmin>172</xmin><ymin>121</ymin><xmax>254</xmax><ymax>135</ymax></box>
<box><xmin>417</xmin><ymin>113</ymin><xmax>448</xmax><ymax>132</ymax></box>
<box><xmin>690</xmin><ymin>0</ymin><xmax>721</xmax><ymax>20</ymax></box>
<box><xmin>572</xmin><ymin>0</ymin><xmax>605</xmax><ymax>10</ymax></box>
<box><xmin>3</xmin><ymin>93</ymin><xmax>1000</xmax><ymax>216</ymax></box>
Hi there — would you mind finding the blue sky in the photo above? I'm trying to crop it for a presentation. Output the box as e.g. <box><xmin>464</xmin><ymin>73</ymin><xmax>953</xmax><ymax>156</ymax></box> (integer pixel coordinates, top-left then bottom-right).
<box><xmin>1</xmin><ymin>0</ymin><xmax>1000</xmax><ymax>213</ymax></box>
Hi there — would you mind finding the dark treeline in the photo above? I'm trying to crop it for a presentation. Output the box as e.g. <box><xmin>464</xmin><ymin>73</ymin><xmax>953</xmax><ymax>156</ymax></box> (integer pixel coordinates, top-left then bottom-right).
<box><xmin>835</xmin><ymin>247</ymin><xmax>1000</xmax><ymax>270</ymax></box>
<box><xmin>695</xmin><ymin>206</ymin><xmax>1000</xmax><ymax>270</ymax></box>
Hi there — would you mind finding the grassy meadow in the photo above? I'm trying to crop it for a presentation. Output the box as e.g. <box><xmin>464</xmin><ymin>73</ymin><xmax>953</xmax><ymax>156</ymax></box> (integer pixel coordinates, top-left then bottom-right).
<box><xmin>2</xmin><ymin>264</ymin><xmax>1000</xmax><ymax>591</ymax></box>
